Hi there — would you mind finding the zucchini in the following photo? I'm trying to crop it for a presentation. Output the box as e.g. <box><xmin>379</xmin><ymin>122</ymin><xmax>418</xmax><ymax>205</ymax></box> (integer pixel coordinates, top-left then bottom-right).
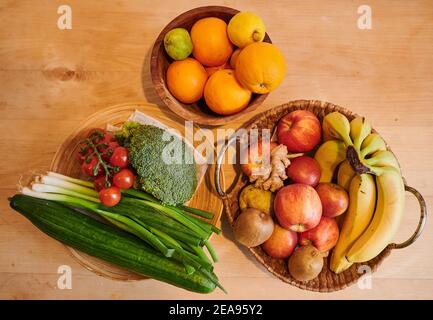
<box><xmin>9</xmin><ymin>194</ymin><xmax>216</xmax><ymax>293</ymax></box>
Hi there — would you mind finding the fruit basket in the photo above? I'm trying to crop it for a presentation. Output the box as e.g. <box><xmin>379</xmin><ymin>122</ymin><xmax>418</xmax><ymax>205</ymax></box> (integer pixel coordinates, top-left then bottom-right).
<box><xmin>49</xmin><ymin>102</ymin><xmax>224</xmax><ymax>281</ymax></box>
<box><xmin>214</xmin><ymin>99</ymin><xmax>427</xmax><ymax>292</ymax></box>
<box><xmin>150</xmin><ymin>6</ymin><xmax>272</xmax><ymax>126</ymax></box>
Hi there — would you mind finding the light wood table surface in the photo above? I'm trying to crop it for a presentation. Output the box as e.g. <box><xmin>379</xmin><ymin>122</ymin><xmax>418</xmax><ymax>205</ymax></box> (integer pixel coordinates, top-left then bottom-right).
<box><xmin>1</xmin><ymin>0</ymin><xmax>432</xmax><ymax>299</ymax></box>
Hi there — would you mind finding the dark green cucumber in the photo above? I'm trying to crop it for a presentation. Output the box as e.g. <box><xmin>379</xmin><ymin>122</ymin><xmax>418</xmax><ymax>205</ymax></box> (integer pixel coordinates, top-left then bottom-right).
<box><xmin>9</xmin><ymin>194</ymin><xmax>216</xmax><ymax>294</ymax></box>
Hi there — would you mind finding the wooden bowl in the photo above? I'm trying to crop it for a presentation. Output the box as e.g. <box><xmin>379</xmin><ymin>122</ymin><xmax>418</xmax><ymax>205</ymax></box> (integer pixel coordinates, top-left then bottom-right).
<box><xmin>150</xmin><ymin>6</ymin><xmax>272</xmax><ymax>126</ymax></box>
<box><xmin>50</xmin><ymin>102</ymin><xmax>224</xmax><ymax>281</ymax></box>
<box><xmin>215</xmin><ymin>100</ymin><xmax>427</xmax><ymax>292</ymax></box>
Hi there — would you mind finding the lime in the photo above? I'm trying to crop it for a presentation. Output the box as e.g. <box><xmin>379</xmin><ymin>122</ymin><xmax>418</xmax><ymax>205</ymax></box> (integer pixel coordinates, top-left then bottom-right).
<box><xmin>163</xmin><ymin>28</ymin><xmax>193</xmax><ymax>61</ymax></box>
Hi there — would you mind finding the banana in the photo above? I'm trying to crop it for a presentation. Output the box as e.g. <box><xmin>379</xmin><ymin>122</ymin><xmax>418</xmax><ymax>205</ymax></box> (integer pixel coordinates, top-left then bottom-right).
<box><xmin>360</xmin><ymin>133</ymin><xmax>386</xmax><ymax>158</ymax></box>
<box><xmin>314</xmin><ymin>140</ymin><xmax>346</xmax><ymax>183</ymax></box>
<box><xmin>330</xmin><ymin>174</ymin><xmax>376</xmax><ymax>273</ymax></box>
<box><xmin>346</xmin><ymin>167</ymin><xmax>405</xmax><ymax>263</ymax></box>
<box><xmin>337</xmin><ymin>159</ymin><xmax>356</xmax><ymax>191</ymax></box>
<box><xmin>322</xmin><ymin>129</ymin><xmax>334</xmax><ymax>142</ymax></box>
<box><xmin>350</xmin><ymin>117</ymin><xmax>371</xmax><ymax>151</ymax></box>
<box><xmin>322</xmin><ymin>112</ymin><xmax>353</xmax><ymax>146</ymax></box>
<box><xmin>365</xmin><ymin>150</ymin><xmax>401</xmax><ymax>173</ymax></box>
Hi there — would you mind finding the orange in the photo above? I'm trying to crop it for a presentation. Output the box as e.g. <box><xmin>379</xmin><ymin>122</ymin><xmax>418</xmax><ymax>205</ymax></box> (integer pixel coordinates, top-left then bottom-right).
<box><xmin>235</xmin><ymin>42</ymin><xmax>286</xmax><ymax>94</ymax></box>
<box><xmin>166</xmin><ymin>58</ymin><xmax>208</xmax><ymax>104</ymax></box>
<box><xmin>205</xmin><ymin>62</ymin><xmax>230</xmax><ymax>77</ymax></box>
<box><xmin>191</xmin><ymin>17</ymin><xmax>233</xmax><ymax>67</ymax></box>
<box><xmin>230</xmin><ymin>48</ymin><xmax>242</xmax><ymax>69</ymax></box>
<box><xmin>204</xmin><ymin>69</ymin><xmax>252</xmax><ymax>115</ymax></box>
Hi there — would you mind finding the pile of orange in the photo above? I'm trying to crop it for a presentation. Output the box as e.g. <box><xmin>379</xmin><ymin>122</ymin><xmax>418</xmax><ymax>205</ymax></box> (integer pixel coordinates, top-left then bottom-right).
<box><xmin>165</xmin><ymin>14</ymin><xmax>286</xmax><ymax>116</ymax></box>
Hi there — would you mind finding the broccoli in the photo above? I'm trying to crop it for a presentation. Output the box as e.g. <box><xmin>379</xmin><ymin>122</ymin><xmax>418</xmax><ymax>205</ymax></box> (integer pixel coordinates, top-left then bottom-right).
<box><xmin>116</xmin><ymin>122</ymin><xmax>197</xmax><ymax>205</ymax></box>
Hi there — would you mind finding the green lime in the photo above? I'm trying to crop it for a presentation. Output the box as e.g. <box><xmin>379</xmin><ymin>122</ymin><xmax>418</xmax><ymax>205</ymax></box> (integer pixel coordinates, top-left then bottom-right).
<box><xmin>163</xmin><ymin>28</ymin><xmax>193</xmax><ymax>61</ymax></box>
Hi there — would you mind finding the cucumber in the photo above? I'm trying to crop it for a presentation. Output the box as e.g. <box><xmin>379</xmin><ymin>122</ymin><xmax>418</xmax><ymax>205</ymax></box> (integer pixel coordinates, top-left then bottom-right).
<box><xmin>9</xmin><ymin>194</ymin><xmax>216</xmax><ymax>293</ymax></box>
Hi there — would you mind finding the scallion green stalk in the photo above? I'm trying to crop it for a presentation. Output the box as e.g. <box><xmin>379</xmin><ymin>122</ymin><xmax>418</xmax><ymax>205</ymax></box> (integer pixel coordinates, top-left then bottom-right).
<box><xmin>94</xmin><ymin>208</ymin><xmax>174</xmax><ymax>257</ymax></box>
<box><xmin>187</xmin><ymin>244</ymin><xmax>212</xmax><ymax>266</ymax></box>
<box><xmin>179</xmin><ymin>205</ymin><xmax>214</xmax><ymax>219</ymax></box>
<box><xmin>142</xmin><ymin>200</ymin><xmax>210</xmax><ymax>239</ymax></box>
<box><xmin>184</xmin><ymin>213</ymin><xmax>221</xmax><ymax>235</ymax></box>
<box><xmin>122</xmin><ymin>188</ymin><xmax>214</xmax><ymax>220</ymax></box>
<box><xmin>204</xmin><ymin>240</ymin><xmax>218</xmax><ymax>263</ymax></box>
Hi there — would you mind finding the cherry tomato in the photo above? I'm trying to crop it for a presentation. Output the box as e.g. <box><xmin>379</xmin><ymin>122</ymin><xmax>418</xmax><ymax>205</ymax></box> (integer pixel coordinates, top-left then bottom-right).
<box><xmin>109</xmin><ymin>147</ymin><xmax>129</xmax><ymax>168</ymax></box>
<box><xmin>94</xmin><ymin>176</ymin><xmax>111</xmax><ymax>191</ymax></box>
<box><xmin>88</xmin><ymin>129</ymin><xmax>108</xmax><ymax>144</ymax></box>
<box><xmin>99</xmin><ymin>141</ymin><xmax>120</xmax><ymax>161</ymax></box>
<box><xmin>104</xmin><ymin>132</ymin><xmax>115</xmax><ymax>142</ymax></box>
<box><xmin>99</xmin><ymin>187</ymin><xmax>121</xmax><ymax>207</ymax></box>
<box><xmin>113</xmin><ymin>169</ymin><xmax>135</xmax><ymax>189</ymax></box>
<box><xmin>81</xmin><ymin>156</ymin><xmax>102</xmax><ymax>177</ymax></box>
<box><xmin>76</xmin><ymin>144</ymin><xmax>94</xmax><ymax>163</ymax></box>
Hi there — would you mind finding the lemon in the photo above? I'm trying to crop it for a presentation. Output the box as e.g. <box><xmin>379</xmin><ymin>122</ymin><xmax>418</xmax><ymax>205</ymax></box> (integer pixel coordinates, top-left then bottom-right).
<box><xmin>227</xmin><ymin>12</ymin><xmax>266</xmax><ymax>48</ymax></box>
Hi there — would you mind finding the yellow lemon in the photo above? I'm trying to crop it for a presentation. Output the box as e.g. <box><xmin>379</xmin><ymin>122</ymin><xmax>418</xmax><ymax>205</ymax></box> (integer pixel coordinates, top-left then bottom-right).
<box><xmin>228</xmin><ymin>12</ymin><xmax>266</xmax><ymax>48</ymax></box>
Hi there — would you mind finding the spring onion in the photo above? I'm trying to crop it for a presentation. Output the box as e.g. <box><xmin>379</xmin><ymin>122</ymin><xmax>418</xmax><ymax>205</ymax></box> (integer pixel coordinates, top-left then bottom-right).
<box><xmin>38</xmin><ymin>175</ymin><xmax>99</xmax><ymax>198</ymax></box>
<box><xmin>47</xmin><ymin>171</ymin><xmax>95</xmax><ymax>188</ymax></box>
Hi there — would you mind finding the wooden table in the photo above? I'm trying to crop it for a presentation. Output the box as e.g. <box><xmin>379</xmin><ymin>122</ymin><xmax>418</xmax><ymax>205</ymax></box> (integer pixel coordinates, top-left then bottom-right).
<box><xmin>1</xmin><ymin>0</ymin><xmax>432</xmax><ymax>299</ymax></box>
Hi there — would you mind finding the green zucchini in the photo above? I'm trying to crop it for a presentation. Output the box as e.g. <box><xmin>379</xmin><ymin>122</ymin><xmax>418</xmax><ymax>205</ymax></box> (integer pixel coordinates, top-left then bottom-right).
<box><xmin>9</xmin><ymin>194</ymin><xmax>216</xmax><ymax>293</ymax></box>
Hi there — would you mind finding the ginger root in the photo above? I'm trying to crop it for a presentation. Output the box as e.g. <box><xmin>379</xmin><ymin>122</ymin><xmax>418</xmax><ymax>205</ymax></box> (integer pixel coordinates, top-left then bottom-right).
<box><xmin>249</xmin><ymin>144</ymin><xmax>291</xmax><ymax>192</ymax></box>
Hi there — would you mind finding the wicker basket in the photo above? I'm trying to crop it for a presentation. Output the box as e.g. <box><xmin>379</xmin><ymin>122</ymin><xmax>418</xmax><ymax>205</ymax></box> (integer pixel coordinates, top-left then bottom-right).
<box><xmin>214</xmin><ymin>100</ymin><xmax>427</xmax><ymax>292</ymax></box>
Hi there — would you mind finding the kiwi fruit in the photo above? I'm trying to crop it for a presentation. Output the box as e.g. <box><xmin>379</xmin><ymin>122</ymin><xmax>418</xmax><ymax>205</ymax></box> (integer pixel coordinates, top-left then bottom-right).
<box><xmin>288</xmin><ymin>245</ymin><xmax>324</xmax><ymax>281</ymax></box>
<box><xmin>233</xmin><ymin>208</ymin><xmax>274</xmax><ymax>247</ymax></box>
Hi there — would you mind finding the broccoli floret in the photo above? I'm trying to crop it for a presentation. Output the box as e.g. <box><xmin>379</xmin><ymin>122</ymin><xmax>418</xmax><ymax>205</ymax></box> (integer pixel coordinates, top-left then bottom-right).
<box><xmin>118</xmin><ymin>122</ymin><xmax>197</xmax><ymax>205</ymax></box>
<box><xmin>115</xmin><ymin>121</ymin><xmax>141</xmax><ymax>147</ymax></box>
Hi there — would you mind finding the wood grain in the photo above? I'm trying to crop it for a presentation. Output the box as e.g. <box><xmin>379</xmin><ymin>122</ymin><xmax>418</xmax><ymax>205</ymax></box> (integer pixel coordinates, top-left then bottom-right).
<box><xmin>1</xmin><ymin>0</ymin><xmax>433</xmax><ymax>299</ymax></box>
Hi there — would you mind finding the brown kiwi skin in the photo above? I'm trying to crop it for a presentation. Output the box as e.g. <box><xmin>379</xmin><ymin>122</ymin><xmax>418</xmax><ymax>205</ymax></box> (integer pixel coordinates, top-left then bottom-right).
<box><xmin>288</xmin><ymin>245</ymin><xmax>324</xmax><ymax>281</ymax></box>
<box><xmin>234</xmin><ymin>208</ymin><xmax>274</xmax><ymax>247</ymax></box>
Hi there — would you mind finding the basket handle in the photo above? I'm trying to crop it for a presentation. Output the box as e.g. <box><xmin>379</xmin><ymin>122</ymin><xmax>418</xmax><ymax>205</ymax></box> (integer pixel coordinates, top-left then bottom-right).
<box><xmin>392</xmin><ymin>185</ymin><xmax>427</xmax><ymax>249</ymax></box>
<box><xmin>215</xmin><ymin>134</ymin><xmax>239</xmax><ymax>199</ymax></box>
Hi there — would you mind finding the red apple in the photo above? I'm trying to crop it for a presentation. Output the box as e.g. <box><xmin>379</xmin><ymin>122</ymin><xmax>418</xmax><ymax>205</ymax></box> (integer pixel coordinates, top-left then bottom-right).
<box><xmin>262</xmin><ymin>224</ymin><xmax>298</xmax><ymax>259</ymax></box>
<box><xmin>298</xmin><ymin>216</ymin><xmax>339</xmax><ymax>253</ymax></box>
<box><xmin>286</xmin><ymin>156</ymin><xmax>321</xmax><ymax>187</ymax></box>
<box><xmin>315</xmin><ymin>183</ymin><xmax>349</xmax><ymax>218</ymax></box>
<box><xmin>274</xmin><ymin>184</ymin><xmax>322</xmax><ymax>232</ymax></box>
<box><xmin>277</xmin><ymin>110</ymin><xmax>321</xmax><ymax>152</ymax></box>
<box><xmin>241</xmin><ymin>140</ymin><xmax>278</xmax><ymax>177</ymax></box>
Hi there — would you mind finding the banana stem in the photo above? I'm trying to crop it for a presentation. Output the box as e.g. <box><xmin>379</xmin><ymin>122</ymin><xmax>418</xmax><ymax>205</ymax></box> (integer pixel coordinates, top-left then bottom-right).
<box><xmin>346</xmin><ymin>146</ymin><xmax>372</xmax><ymax>174</ymax></box>
<box><xmin>346</xmin><ymin>146</ymin><xmax>389</xmax><ymax>176</ymax></box>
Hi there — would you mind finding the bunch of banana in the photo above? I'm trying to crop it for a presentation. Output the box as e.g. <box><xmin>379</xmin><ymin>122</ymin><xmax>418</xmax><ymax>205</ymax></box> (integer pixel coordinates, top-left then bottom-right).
<box><xmin>323</xmin><ymin>112</ymin><xmax>406</xmax><ymax>273</ymax></box>
<box><xmin>316</xmin><ymin>112</ymin><xmax>400</xmax><ymax>186</ymax></box>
